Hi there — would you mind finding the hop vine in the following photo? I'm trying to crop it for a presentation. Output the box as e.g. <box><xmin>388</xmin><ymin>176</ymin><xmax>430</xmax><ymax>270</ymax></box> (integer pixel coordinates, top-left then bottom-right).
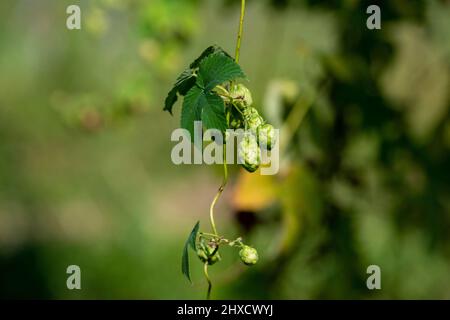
<box><xmin>163</xmin><ymin>0</ymin><xmax>275</xmax><ymax>299</ymax></box>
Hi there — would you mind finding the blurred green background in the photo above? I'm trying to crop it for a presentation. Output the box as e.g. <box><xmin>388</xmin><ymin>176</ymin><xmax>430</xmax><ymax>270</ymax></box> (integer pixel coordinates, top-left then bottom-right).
<box><xmin>0</xmin><ymin>0</ymin><xmax>449</xmax><ymax>299</ymax></box>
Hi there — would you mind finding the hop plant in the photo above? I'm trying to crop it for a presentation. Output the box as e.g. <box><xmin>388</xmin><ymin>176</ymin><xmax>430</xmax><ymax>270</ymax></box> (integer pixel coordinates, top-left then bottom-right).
<box><xmin>163</xmin><ymin>0</ymin><xmax>275</xmax><ymax>300</ymax></box>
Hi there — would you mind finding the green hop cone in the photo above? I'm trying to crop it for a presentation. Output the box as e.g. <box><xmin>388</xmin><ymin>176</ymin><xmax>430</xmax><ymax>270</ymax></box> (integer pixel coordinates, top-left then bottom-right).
<box><xmin>238</xmin><ymin>133</ymin><xmax>261</xmax><ymax>173</ymax></box>
<box><xmin>239</xmin><ymin>245</ymin><xmax>259</xmax><ymax>266</ymax></box>
<box><xmin>230</xmin><ymin>84</ymin><xmax>253</xmax><ymax>109</ymax></box>
<box><xmin>258</xmin><ymin>123</ymin><xmax>276</xmax><ymax>150</ymax></box>
<box><xmin>243</xmin><ymin>107</ymin><xmax>264</xmax><ymax>133</ymax></box>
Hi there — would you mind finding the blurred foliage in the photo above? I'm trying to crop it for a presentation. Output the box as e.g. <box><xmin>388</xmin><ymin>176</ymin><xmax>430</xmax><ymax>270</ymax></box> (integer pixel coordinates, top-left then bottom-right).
<box><xmin>0</xmin><ymin>0</ymin><xmax>449</xmax><ymax>299</ymax></box>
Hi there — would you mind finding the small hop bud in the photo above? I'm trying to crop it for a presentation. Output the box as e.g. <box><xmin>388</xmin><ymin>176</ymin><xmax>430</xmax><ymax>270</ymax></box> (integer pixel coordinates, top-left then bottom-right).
<box><xmin>197</xmin><ymin>249</ymin><xmax>209</xmax><ymax>263</ymax></box>
<box><xmin>238</xmin><ymin>133</ymin><xmax>261</xmax><ymax>173</ymax></box>
<box><xmin>207</xmin><ymin>252</ymin><xmax>221</xmax><ymax>265</ymax></box>
<box><xmin>230</xmin><ymin>84</ymin><xmax>253</xmax><ymax>109</ymax></box>
<box><xmin>226</xmin><ymin>107</ymin><xmax>244</xmax><ymax>130</ymax></box>
<box><xmin>197</xmin><ymin>243</ymin><xmax>221</xmax><ymax>265</ymax></box>
<box><xmin>239</xmin><ymin>245</ymin><xmax>259</xmax><ymax>266</ymax></box>
<box><xmin>230</xmin><ymin>117</ymin><xmax>244</xmax><ymax>129</ymax></box>
<box><xmin>258</xmin><ymin>123</ymin><xmax>276</xmax><ymax>150</ymax></box>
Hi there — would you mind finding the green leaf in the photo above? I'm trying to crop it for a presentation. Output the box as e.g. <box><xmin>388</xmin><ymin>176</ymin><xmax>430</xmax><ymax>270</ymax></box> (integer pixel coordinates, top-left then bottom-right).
<box><xmin>201</xmin><ymin>93</ymin><xmax>228</xmax><ymax>134</ymax></box>
<box><xmin>188</xmin><ymin>221</ymin><xmax>199</xmax><ymax>251</ymax></box>
<box><xmin>164</xmin><ymin>45</ymin><xmax>232</xmax><ymax>114</ymax></box>
<box><xmin>189</xmin><ymin>45</ymin><xmax>233</xmax><ymax>69</ymax></box>
<box><xmin>167</xmin><ymin>47</ymin><xmax>244</xmax><ymax>139</ymax></box>
<box><xmin>164</xmin><ymin>69</ymin><xmax>196</xmax><ymax>115</ymax></box>
<box><xmin>182</xmin><ymin>86</ymin><xmax>228</xmax><ymax>141</ymax></box>
<box><xmin>181</xmin><ymin>86</ymin><xmax>204</xmax><ymax>139</ymax></box>
<box><xmin>198</xmin><ymin>53</ymin><xmax>246</xmax><ymax>91</ymax></box>
<box><xmin>182</xmin><ymin>221</ymin><xmax>200</xmax><ymax>283</ymax></box>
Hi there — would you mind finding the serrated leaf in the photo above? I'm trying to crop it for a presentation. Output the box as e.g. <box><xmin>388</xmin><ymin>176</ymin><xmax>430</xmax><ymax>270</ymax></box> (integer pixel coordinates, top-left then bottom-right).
<box><xmin>197</xmin><ymin>53</ymin><xmax>246</xmax><ymax>91</ymax></box>
<box><xmin>182</xmin><ymin>221</ymin><xmax>200</xmax><ymax>283</ymax></box>
<box><xmin>181</xmin><ymin>86</ymin><xmax>204</xmax><ymax>140</ymax></box>
<box><xmin>167</xmin><ymin>46</ymin><xmax>244</xmax><ymax>140</ymax></box>
<box><xmin>189</xmin><ymin>45</ymin><xmax>233</xmax><ymax>69</ymax></box>
<box><xmin>176</xmin><ymin>70</ymin><xmax>197</xmax><ymax>96</ymax></box>
<box><xmin>165</xmin><ymin>46</ymin><xmax>233</xmax><ymax>114</ymax></box>
<box><xmin>164</xmin><ymin>69</ymin><xmax>196</xmax><ymax>114</ymax></box>
<box><xmin>182</xmin><ymin>87</ymin><xmax>228</xmax><ymax>141</ymax></box>
<box><xmin>201</xmin><ymin>93</ymin><xmax>227</xmax><ymax>134</ymax></box>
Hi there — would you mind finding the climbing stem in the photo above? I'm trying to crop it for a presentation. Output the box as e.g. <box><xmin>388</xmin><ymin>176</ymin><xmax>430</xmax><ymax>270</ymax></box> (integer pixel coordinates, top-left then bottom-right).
<box><xmin>209</xmin><ymin>145</ymin><xmax>228</xmax><ymax>236</ymax></box>
<box><xmin>204</xmin><ymin>263</ymin><xmax>212</xmax><ymax>300</ymax></box>
<box><xmin>204</xmin><ymin>0</ymin><xmax>245</xmax><ymax>301</ymax></box>
<box><xmin>235</xmin><ymin>0</ymin><xmax>246</xmax><ymax>63</ymax></box>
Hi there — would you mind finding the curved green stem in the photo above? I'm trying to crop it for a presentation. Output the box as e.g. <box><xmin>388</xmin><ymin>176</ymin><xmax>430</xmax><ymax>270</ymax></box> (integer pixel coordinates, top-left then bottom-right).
<box><xmin>204</xmin><ymin>263</ymin><xmax>212</xmax><ymax>300</ymax></box>
<box><xmin>215</xmin><ymin>85</ymin><xmax>230</xmax><ymax>96</ymax></box>
<box><xmin>209</xmin><ymin>145</ymin><xmax>228</xmax><ymax>235</ymax></box>
<box><xmin>200</xmin><ymin>232</ymin><xmax>221</xmax><ymax>238</ymax></box>
<box><xmin>235</xmin><ymin>0</ymin><xmax>246</xmax><ymax>63</ymax></box>
<box><xmin>216</xmin><ymin>92</ymin><xmax>233</xmax><ymax>100</ymax></box>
